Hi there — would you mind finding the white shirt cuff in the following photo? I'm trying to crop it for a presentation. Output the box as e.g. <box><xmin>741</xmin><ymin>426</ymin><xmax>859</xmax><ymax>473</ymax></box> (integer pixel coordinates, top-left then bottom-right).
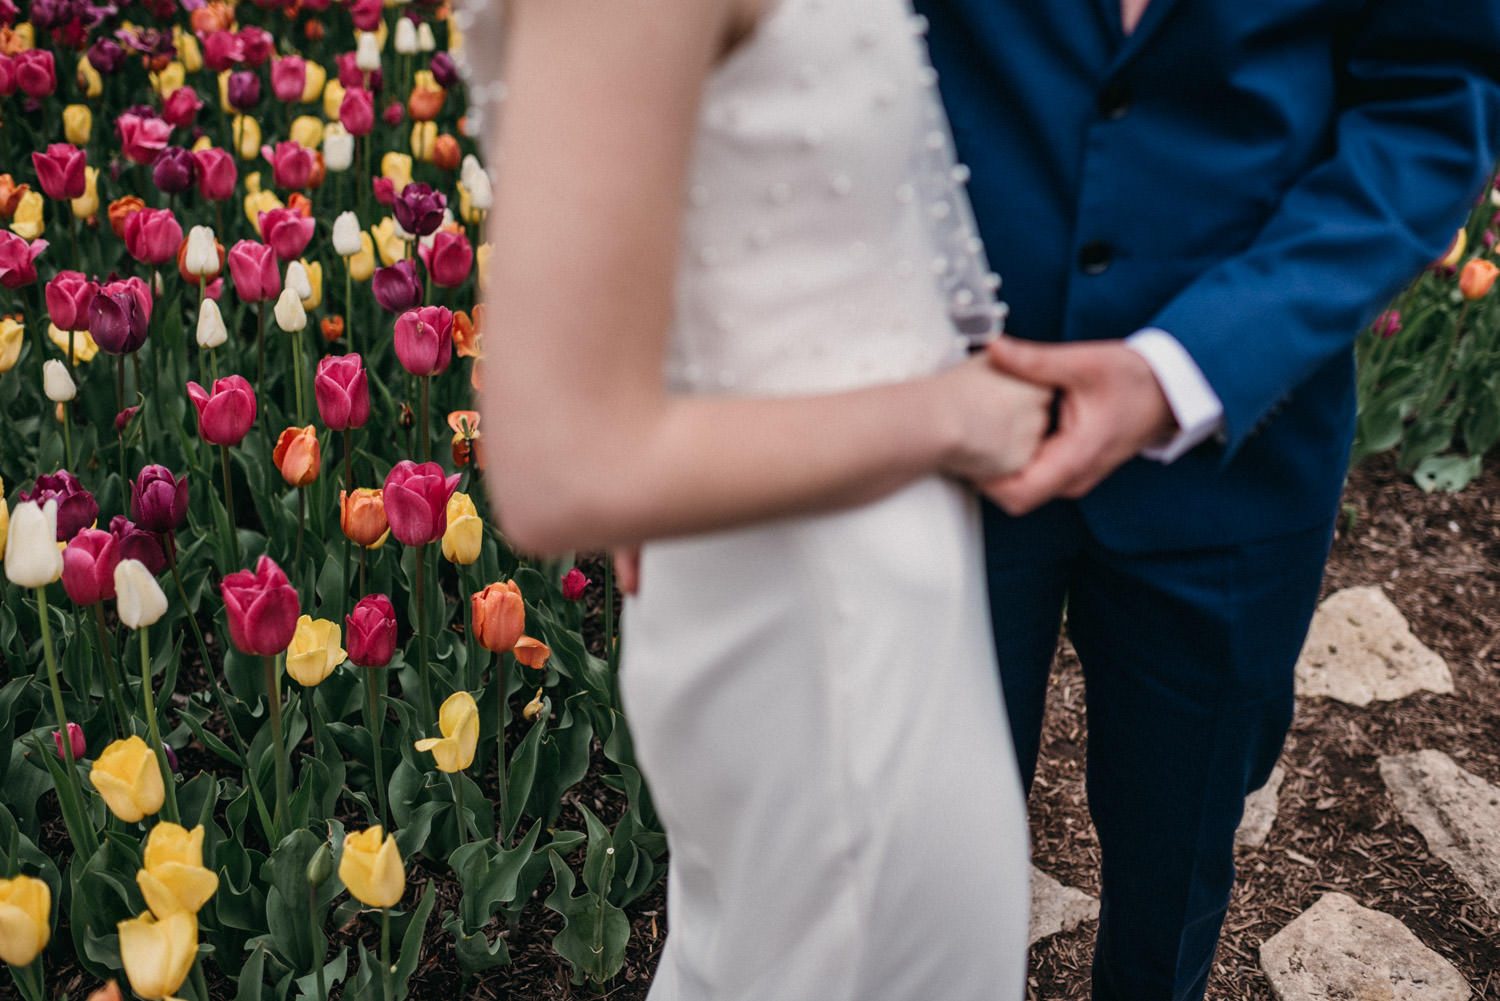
<box><xmin>1124</xmin><ymin>328</ymin><xmax>1225</xmax><ymax>464</ymax></box>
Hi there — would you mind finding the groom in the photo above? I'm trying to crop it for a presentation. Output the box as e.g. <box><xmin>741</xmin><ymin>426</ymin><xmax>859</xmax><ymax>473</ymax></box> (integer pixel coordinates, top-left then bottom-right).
<box><xmin>916</xmin><ymin>0</ymin><xmax>1500</xmax><ymax>998</ymax></box>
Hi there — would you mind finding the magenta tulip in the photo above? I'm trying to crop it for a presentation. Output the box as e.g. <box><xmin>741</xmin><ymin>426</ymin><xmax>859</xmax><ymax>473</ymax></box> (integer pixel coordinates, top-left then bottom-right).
<box><xmin>221</xmin><ymin>555</ymin><xmax>300</xmax><ymax>656</ymax></box>
<box><xmin>393</xmin><ymin>305</ymin><xmax>454</xmax><ymax>377</ymax></box>
<box><xmin>0</xmin><ymin>230</ymin><xmax>47</xmax><ymax>289</ymax></box>
<box><xmin>89</xmin><ymin>277</ymin><xmax>153</xmax><ymax>354</ymax></box>
<box><xmin>116</xmin><ymin>112</ymin><xmax>171</xmax><ymax>166</ymax></box>
<box><xmin>227</xmin><ymin>70</ymin><xmax>260</xmax><ymax>112</ymax></box>
<box><xmin>61</xmin><ymin>527</ymin><xmax>121</xmax><ymax>605</ymax></box>
<box><xmin>349</xmin><ymin>0</ymin><xmax>382</xmax><ymax>31</ymax></box>
<box><xmin>131</xmin><ymin>465</ymin><xmax>189</xmax><ymax>533</ymax></box>
<box><xmin>270</xmin><ymin>56</ymin><xmax>306</xmax><ymax>103</ymax></box>
<box><xmin>193</xmin><ymin>147</ymin><xmax>237</xmax><ymax>202</ymax></box>
<box><xmin>45</xmin><ymin>270</ymin><xmax>99</xmax><ymax>331</ymax></box>
<box><xmin>372</xmin><ymin>259</ymin><xmax>422</xmax><ymax>314</ymax></box>
<box><xmin>382</xmin><ymin>460</ymin><xmax>460</xmax><ymax>546</ymax></box>
<box><xmin>261</xmin><ymin>141</ymin><xmax>314</xmax><ymax>191</ymax></box>
<box><xmin>314</xmin><ymin>353</ymin><xmax>370</xmax><ymax>430</ymax></box>
<box><xmin>187</xmin><ymin>375</ymin><xmax>258</xmax><ymax>446</ymax></box>
<box><xmin>561</xmin><ymin>568</ymin><xmax>591</xmax><ymax>601</ymax></box>
<box><xmin>53</xmin><ymin>722</ymin><xmax>85</xmax><ymax>761</ymax></box>
<box><xmin>15</xmin><ymin>48</ymin><xmax>56</xmax><ymax>98</ymax></box>
<box><xmin>258</xmin><ymin>208</ymin><xmax>315</xmax><ymax>261</ymax></box>
<box><xmin>31</xmin><ymin>143</ymin><xmax>86</xmax><ymax>200</ymax></box>
<box><xmin>228</xmin><ymin>240</ymin><xmax>281</xmax><ymax>302</ymax></box>
<box><xmin>124</xmin><ymin>208</ymin><xmax>183</xmax><ymax>266</ymax></box>
<box><xmin>339</xmin><ymin>86</ymin><xmax>375</xmax><ymax>137</ymax></box>
<box><xmin>238</xmin><ymin>25</ymin><xmax>274</xmax><ymax>67</ymax></box>
<box><xmin>420</xmin><ymin>230</ymin><xmax>473</xmax><ymax>289</ymax></box>
<box><xmin>202</xmin><ymin>30</ymin><xmax>243</xmax><ymax>73</ymax></box>
<box><xmin>346</xmin><ymin>593</ymin><xmax>398</xmax><ymax>667</ymax></box>
<box><xmin>162</xmin><ymin>85</ymin><xmax>204</xmax><ymax>129</ymax></box>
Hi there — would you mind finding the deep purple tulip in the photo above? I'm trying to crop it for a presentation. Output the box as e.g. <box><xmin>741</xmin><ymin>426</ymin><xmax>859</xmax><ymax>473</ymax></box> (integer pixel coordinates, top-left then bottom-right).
<box><xmin>89</xmin><ymin>277</ymin><xmax>152</xmax><ymax>354</ymax></box>
<box><xmin>429</xmin><ymin>51</ymin><xmax>458</xmax><ymax>89</ymax></box>
<box><xmin>130</xmin><ymin>465</ymin><xmax>189</xmax><ymax>533</ymax></box>
<box><xmin>86</xmin><ymin>37</ymin><xmax>125</xmax><ymax>74</ymax></box>
<box><xmin>151</xmin><ymin>147</ymin><xmax>196</xmax><ymax>196</ymax></box>
<box><xmin>392</xmin><ymin>183</ymin><xmax>446</xmax><ymax>238</ymax></box>
<box><xmin>109</xmin><ymin>515</ymin><xmax>169</xmax><ymax>575</ymax></box>
<box><xmin>227</xmin><ymin>70</ymin><xmax>261</xmax><ymax>112</ymax></box>
<box><xmin>19</xmin><ymin>470</ymin><xmax>98</xmax><ymax>542</ymax></box>
<box><xmin>371</xmin><ymin>258</ymin><xmax>422</xmax><ymax>314</ymax></box>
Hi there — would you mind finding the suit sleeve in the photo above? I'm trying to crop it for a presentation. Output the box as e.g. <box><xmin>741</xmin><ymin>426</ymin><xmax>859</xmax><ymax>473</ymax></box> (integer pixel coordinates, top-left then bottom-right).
<box><xmin>1149</xmin><ymin>0</ymin><xmax>1500</xmax><ymax>460</ymax></box>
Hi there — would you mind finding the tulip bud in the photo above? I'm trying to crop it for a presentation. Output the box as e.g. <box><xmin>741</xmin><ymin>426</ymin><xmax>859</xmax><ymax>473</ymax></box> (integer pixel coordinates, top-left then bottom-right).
<box><xmin>306</xmin><ymin>843</ymin><xmax>335</xmax><ymax>887</ymax></box>
<box><xmin>356</xmin><ymin>32</ymin><xmax>382</xmax><ymax>72</ymax></box>
<box><xmin>394</xmin><ymin>17</ymin><xmax>418</xmax><ymax>55</ymax></box>
<box><xmin>4</xmin><ymin>501</ymin><xmax>63</xmax><ymax>588</ymax></box>
<box><xmin>323</xmin><ymin>124</ymin><xmax>355</xmax><ymax>174</ymax></box>
<box><xmin>561</xmin><ymin>567</ymin><xmax>591</xmax><ymax>601</ymax></box>
<box><xmin>53</xmin><ymin>721</ymin><xmax>86</xmax><ymax>761</ymax></box>
<box><xmin>0</xmin><ymin>874</ymin><xmax>51</xmax><ymax>967</ymax></box>
<box><xmin>417</xmin><ymin>21</ymin><xmax>437</xmax><ymax>51</ymax></box>
<box><xmin>115</xmin><ymin>558</ymin><xmax>169</xmax><ymax>629</ymax></box>
<box><xmin>64</xmin><ymin>103</ymin><xmax>92</xmax><ymax>145</ymax></box>
<box><xmin>183</xmin><ymin>225</ymin><xmax>220</xmax><ymax>277</ymax></box>
<box><xmin>346</xmin><ymin>593</ymin><xmax>398</xmax><ymax>666</ymax></box>
<box><xmin>62</xmin><ymin>528</ymin><xmax>121</xmax><ymax>605</ymax></box>
<box><xmin>196</xmin><ymin>298</ymin><xmax>228</xmax><ymax>348</ymax></box>
<box><xmin>1459</xmin><ymin>258</ymin><xmax>1499</xmax><ymax>301</ymax></box>
<box><xmin>522</xmin><ymin>690</ymin><xmax>545</xmax><ymax>722</ymax></box>
<box><xmin>331</xmin><ymin>211</ymin><xmax>364</xmax><ymax>260</ymax></box>
<box><xmin>1438</xmin><ymin>229</ymin><xmax>1467</xmax><ymax>269</ymax></box>
<box><xmin>286</xmin><ymin>261</ymin><xmax>314</xmax><ymax>303</ymax></box>
<box><xmin>274</xmin><ymin>286</ymin><xmax>307</xmax><ymax>333</ymax></box>
<box><xmin>44</xmin><ymin>359</ymin><xmax>76</xmax><ymax>401</ymax></box>
<box><xmin>90</xmin><ymin>735</ymin><xmax>166</xmax><ymax>822</ymax></box>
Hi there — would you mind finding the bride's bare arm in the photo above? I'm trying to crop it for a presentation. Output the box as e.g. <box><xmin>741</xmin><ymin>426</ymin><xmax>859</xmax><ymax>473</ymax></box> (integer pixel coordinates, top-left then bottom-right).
<box><xmin>477</xmin><ymin>0</ymin><xmax>1048</xmax><ymax>553</ymax></box>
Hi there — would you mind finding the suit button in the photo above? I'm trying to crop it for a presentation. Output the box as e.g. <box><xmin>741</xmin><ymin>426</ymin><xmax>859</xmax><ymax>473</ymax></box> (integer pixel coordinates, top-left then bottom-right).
<box><xmin>1098</xmin><ymin>79</ymin><xmax>1132</xmax><ymax>120</ymax></box>
<box><xmin>1078</xmin><ymin>241</ymin><xmax>1114</xmax><ymax>275</ymax></box>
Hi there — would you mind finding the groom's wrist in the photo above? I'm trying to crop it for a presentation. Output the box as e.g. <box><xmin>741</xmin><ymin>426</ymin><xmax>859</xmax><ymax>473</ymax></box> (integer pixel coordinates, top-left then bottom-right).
<box><xmin>1123</xmin><ymin>328</ymin><xmax>1225</xmax><ymax>463</ymax></box>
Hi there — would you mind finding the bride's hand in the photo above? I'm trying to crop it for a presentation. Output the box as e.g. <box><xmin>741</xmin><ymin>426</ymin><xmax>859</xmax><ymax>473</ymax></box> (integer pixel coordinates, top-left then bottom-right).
<box><xmin>936</xmin><ymin>354</ymin><xmax>1053</xmax><ymax>484</ymax></box>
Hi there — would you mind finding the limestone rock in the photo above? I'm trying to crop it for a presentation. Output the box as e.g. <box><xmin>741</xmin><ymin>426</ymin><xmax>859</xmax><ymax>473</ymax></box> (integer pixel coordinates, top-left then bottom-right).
<box><xmin>1295</xmin><ymin>586</ymin><xmax>1452</xmax><ymax>706</ymax></box>
<box><xmin>1380</xmin><ymin>749</ymin><xmax>1500</xmax><ymax>915</ymax></box>
<box><xmin>1236</xmin><ymin>764</ymin><xmax>1285</xmax><ymax>850</ymax></box>
<box><xmin>1029</xmin><ymin>867</ymin><xmax>1098</xmax><ymax>945</ymax></box>
<box><xmin>1259</xmin><ymin>892</ymin><xmax>1469</xmax><ymax>1001</ymax></box>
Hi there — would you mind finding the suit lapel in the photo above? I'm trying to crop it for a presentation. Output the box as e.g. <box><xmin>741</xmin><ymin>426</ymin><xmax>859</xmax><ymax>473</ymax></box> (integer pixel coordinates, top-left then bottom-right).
<box><xmin>1093</xmin><ymin>0</ymin><xmax>1126</xmax><ymax>43</ymax></box>
<box><xmin>1112</xmin><ymin>0</ymin><xmax>1184</xmax><ymax>65</ymax></box>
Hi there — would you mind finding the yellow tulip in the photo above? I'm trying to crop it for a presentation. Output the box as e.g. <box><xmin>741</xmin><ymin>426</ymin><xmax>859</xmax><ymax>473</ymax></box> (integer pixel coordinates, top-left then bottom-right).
<box><xmin>285</xmin><ymin>615</ymin><xmax>346</xmax><ymax>687</ymax></box>
<box><xmin>289</xmin><ymin>115</ymin><xmax>324</xmax><ymax>151</ymax></box>
<box><xmin>217</xmin><ymin>69</ymin><xmax>234</xmax><ymax>114</ymax></box>
<box><xmin>90</xmin><ymin>735</ymin><xmax>166</xmax><ymax>823</ymax></box>
<box><xmin>9</xmin><ymin>22</ymin><xmax>33</xmax><ymax>49</ymax></box>
<box><xmin>374</xmin><ymin>18</ymin><xmax>388</xmax><ymax>52</ymax></box>
<box><xmin>348</xmin><ymin>232</ymin><xmax>376</xmax><ymax>282</ymax></box>
<box><xmin>338</xmin><ymin>826</ymin><xmax>405</xmax><ymax>908</ymax></box>
<box><xmin>244</xmin><ymin>188</ymin><xmax>284</xmax><ymax>234</ymax></box>
<box><xmin>0</xmin><ymin>475</ymin><xmax>9</xmax><ymax>561</ymax></box>
<box><xmin>297</xmin><ymin>258</ymin><xmax>323</xmax><ymax>311</ymax></box>
<box><xmin>76</xmin><ymin>53</ymin><xmax>102</xmax><ymax>98</ymax></box>
<box><xmin>0</xmin><ymin>317</ymin><xmax>22</xmax><ymax>374</ymax></box>
<box><xmin>191</xmin><ymin>134</ymin><xmax>213</xmax><ymax>154</ymax></box>
<box><xmin>47</xmin><ymin>324</ymin><xmax>99</xmax><ymax>364</ymax></box>
<box><xmin>0</xmin><ymin>874</ymin><xmax>50</xmax><ymax>967</ymax></box>
<box><xmin>71</xmin><ymin>165</ymin><xmax>99</xmax><ymax>220</ymax></box>
<box><xmin>300</xmin><ymin>60</ymin><xmax>327</xmax><ymax>104</ymax></box>
<box><xmin>372</xmin><ymin>217</ymin><xmax>405</xmax><ymax>267</ymax></box>
<box><xmin>173</xmin><ymin>27</ymin><xmax>203</xmax><ymax>73</ymax></box>
<box><xmin>409</xmin><ymin>121</ymin><xmax>437</xmax><ymax>163</ymax></box>
<box><xmin>414</xmin><ymin>691</ymin><xmax>479</xmax><ymax>772</ymax></box>
<box><xmin>11</xmin><ymin>190</ymin><xmax>43</xmax><ymax>240</ymax></box>
<box><xmin>477</xmin><ymin>242</ymin><xmax>492</xmax><ymax>298</ymax></box>
<box><xmin>150</xmin><ymin>61</ymin><xmax>185</xmax><ymax>99</ymax></box>
<box><xmin>380</xmin><ymin>152</ymin><xmax>413</xmax><ymax>194</ymax></box>
<box><xmin>136</xmin><ymin>823</ymin><xmax>219</xmax><ymax>919</ymax></box>
<box><xmin>63</xmin><ymin>104</ymin><xmax>92</xmax><ymax>145</ymax></box>
<box><xmin>245</xmin><ymin>171</ymin><xmax>262</xmax><ymax>195</ymax></box>
<box><xmin>322</xmin><ymin>78</ymin><xmax>346</xmax><ymax>121</ymax></box>
<box><xmin>117</xmin><ymin>909</ymin><xmax>197</xmax><ymax>1000</ymax></box>
<box><xmin>231</xmin><ymin>114</ymin><xmax>262</xmax><ymax>160</ymax></box>
<box><xmin>441</xmin><ymin>492</ymin><xmax>482</xmax><ymax>565</ymax></box>
<box><xmin>456</xmin><ymin>181</ymin><xmax>482</xmax><ymax>226</ymax></box>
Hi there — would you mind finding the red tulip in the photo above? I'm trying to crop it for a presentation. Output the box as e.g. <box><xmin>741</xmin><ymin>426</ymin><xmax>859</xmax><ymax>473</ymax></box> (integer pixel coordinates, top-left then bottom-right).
<box><xmin>221</xmin><ymin>555</ymin><xmax>300</xmax><ymax>656</ymax></box>
<box><xmin>53</xmin><ymin>722</ymin><xmax>86</xmax><ymax>761</ymax></box>
<box><xmin>346</xmin><ymin>593</ymin><xmax>397</xmax><ymax>667</ymax></box>
<box><xmin>45</xmin><ymin>270</ymin><xmax>99</xmax><ymax>332</ymax></box>
<box><xmin>116</xmin><ymin>113</ymin><xmax>172</xmax><ymax>166</ymax></box>
<box><xmin>393</xmin><ymin>306</ymin><xmax>454</xmax><ymax>376</ymax></box>
<box><xmin>270</xmin><ymin>56</ymin><xmax>306</xmax><ymax>103</ymax></box>
<box><xmin>314</xmin><ymin>353</ymin><xmax>370</xmax><ymax>430</ymax></box>
<box><xmin>31</xmin><ymin>143</ymin><xmax>86</xmax><ymax>200</ymax></box>
<box><xmin>258</xmin><ymin>207</ymin><xmax>315</xmax><ymax>261</ymax></box>
<box><xmin>124</xmin><ymin>207</ymin><xmax>183</xmax><ymax>266</ymax></box>
<box><xmin>382</xmin><ymin>460</ymin><xmax>460</xmax><ymax>546</ymax></box>
<box><xmin>372</xmin><ymin>176</ymin><xmax>396</xmax><ymax>208</ymax></box>
<box><xmin>192</xmin><ymin>147</ymin><xmax>237</xmax><ymax>202</ymax></box>
<box><xmin>0</xmin><ymin>230</ymin><xmax>47</xmax><ymax>289</ymax></box>
<box><xmin>420</xmin><ymin>229</ymin><xmax>473</xmax><ymax>289</ymax></box>
<box><xmin>15</xmin><ymin>49</ymin><xmax>56</xmax><ymax>98</ymax></box>
<box><xmin>162</xmin><ymin>85</ymin><xmax>205</xmax><ymax>129</ymax></box>
<box><xmin>227</xmin><ymin>239</ymin><xmax>281</xmax><ymax>302</ymax></box>
<box><xmin>339</xmin><ymin>86</ymin><xmax>375</xmax><ymax>137</ymax></box>
<box><xmin>187</xmin><ymin>374</ymin><xmax>257</xmax><ymax>446</ymax></box>
<box><xmin>61</xmin><ymin>528</ymin><xmax>121</xmax><ymax>605</ymax></box>
<box><xmin>261</xmin><ymin>141</ymin><xmax>314</xmax><ymax>191</ymax></box>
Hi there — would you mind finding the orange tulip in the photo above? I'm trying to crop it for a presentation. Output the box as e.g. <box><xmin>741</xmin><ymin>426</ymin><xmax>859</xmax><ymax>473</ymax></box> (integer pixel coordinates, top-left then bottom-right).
<box><xmin>472</xmin><ymin>580</ymin><xmax>525</xmax><ymax>654</ymax></box>
<box><xmin>1459</xmin><ymin>258</ymin><xmax>1499</xmax><ymax>301</ymax></box>
<box><xmin>321</xmin><ymin>315</ymin><xmax>345</xmax><ymax>342</ymax></box>
<box><xmin>453</xmin><ymin>309</ymin><xmax>482</xmax><ymax>359</ymax></box>
<box><xmin>0</xmin><ymin>175</ymin><xmax>29</xmax><ymax>217</ymax></box>
<box><xmin>407</xmin><ymin>84</ymin><xmax>445</xmax><ymax>122</ymax></box>
<box><xmin>288</xmin><ymin>192</ymin><xmax>314</xmax><ymax>218</ymax></box>
<box><xmin>448</xmin><ymin>410</ymin><xmax>481</xmax><ymax>468</ymax></box>
<box><xmin>432</xmin><ymin>134</ymin><xmax>461</xmax><ymax>171</ymax></box>
<box><xmin>513</xmin><ymin>635</ymin><xmax>550</xmax><ymax>671</ymax></box>
<box><xmin>108</xmin><ymin>196</ymin><xmax>146</xmax><ymax>240</ymax></box>
<box><xmin>340</xmin><ymin>488</ymin><xmax>389</xmax><ymax>547</ymax></box>
<box><xmin>190</xmin><ymin>2</ymin><xmax>235</xmax><ymax>35</ymax></box>
<box><xmin>273</xmin><ymin>425</ymin><xmax>321</xmax><ymax>487</ymax></box>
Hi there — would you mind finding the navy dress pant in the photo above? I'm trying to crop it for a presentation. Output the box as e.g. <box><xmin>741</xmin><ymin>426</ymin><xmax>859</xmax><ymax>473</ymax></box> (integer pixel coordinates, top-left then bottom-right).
<box><xmin>983</xmin><ymin>500</ymin><xmax>1334</xmax><ymax>1001</ymax></box>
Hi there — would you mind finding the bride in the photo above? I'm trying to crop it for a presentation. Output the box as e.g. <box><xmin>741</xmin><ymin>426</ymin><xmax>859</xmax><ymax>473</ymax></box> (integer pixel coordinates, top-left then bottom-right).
<box><xmin>474</xmin><ymin>0</ymin><xmax>1044</xmax><ymax>997</ymax></box>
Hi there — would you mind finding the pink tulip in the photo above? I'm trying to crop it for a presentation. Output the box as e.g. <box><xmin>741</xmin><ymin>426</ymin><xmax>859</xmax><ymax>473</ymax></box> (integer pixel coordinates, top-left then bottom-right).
<box><xmin>0</xmin><ymin>231</ymin><xmax>47</xmax><ymax>289</ymax></box>
<box><xmin>349</xmin><ymin>0</ymin><xmax>382</xmax><ymax>31</ymax></box>
<box><xmin>187</xmin><ymin>374</ymin><xmax>258</xmax><ymax>446</ymax></box>
<box><xmin>116</xmin><ymin>113</ymin><xmax>172</xmax><ymax>166</ymax></box>
<box><xmin>339</xmin><ymin>86</ymin><xmax>375</xmax><ymax>137</ymax></box>
<box><xmin>314</xmin><ymin>353</ymin><xmax>370</xmax><ymax>430</ymax></box>
<box><xmin>193</xmin><ymin>147</ymin><xmax>237</xmax><ymax>202</ymax></box>
<box><xmin>258</xmin><ymin>208</ymin><xmax>315</xmax><ymax>261</ymax></box>
<box><xmin>382</xmin><ymin>460</ymin><xmax>460</xmax><ymax>546</ymax></box>
<box><xmin>0</xmin><ymin>54</ymin><xmax>15</xmax><ymax>97</ymax></box>
<box><xmin>372</xmin><ymin>176</ymin><xmax>396</xmax><ymax>207</ymax></box>
<box><xmin>45</xmin><ymin>270</ymin><xmax>99</xmax><ymax>331</ymax></box>
<box><xmin>124</xmin><ymin>207</ymin><xmax>183</xmax><ymax>266</ymax></box>
<box><xmin>421</xmin><ymin>230</ymin><xmax>474</xmax><ymax>289</ymax></box>
<box><xmin>15</xmin><ymin>49</ymin><xmax>56</xmax><ymax>98</ymax></box>
<box><xmin>561</xmin><ymin>568</ymin><xmax>591</xmax><ymax>601</ymax></box>
<box><xmin>238</xmin><ymin>25</ymin><xmax>274</xmax><ymax>67</ymax></box>
<box><xmin>227</xmin><ymin>240</ymin><xmax>281</xmax><ymax>302</ymax></box>
<box><xmin>261</xmin><ymin>141</ymin><xmax>314</xmax><ymax>191</ymax></box>
<box><xmin>394</xmin><ymin>306</ymin><xmax>454</xmax><ymax>377</ymax></box>
<box><xmin>346</xmin><ymin>593</ymin><xmax>397</xmax><ymax>667</ymax></box>
<box><xmin>202</xmin><ymin>30</ymin><xmax>244</xmax><ymax>72</ymax></box>
<box><xmin>162</xmin><ymin>85</ymin><xmax>205</xmax><ymax>129</ymax></box>
<box><xmin>53</xmin><ymin>722</ymin><xmax>85</xmax><ymax>761</ymax></box>
<box><xmin>31</xmin><ymin>143</ymin><xmax>87</xmax><ymax>200</ymax></box>
<box><xmin>61</xmin><ymin>527</ymin><xmax>121</xmax><ymax>605</ymax></box>
<box><xmin>270</xmin><ymin>56</ymin><xmax>306</xmax><ymax>103</ymax></box>
<box><xmin>221</xmin><ymin>555</ymin><xmax>300</xmax><ymax>656</ymax></box>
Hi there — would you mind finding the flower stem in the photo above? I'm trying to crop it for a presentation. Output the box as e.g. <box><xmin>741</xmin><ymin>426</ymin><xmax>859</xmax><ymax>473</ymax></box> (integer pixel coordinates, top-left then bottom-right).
<box><xmin>92</xmin><ymin>602</ymin><xmax>130</xmax><ymax>736</ymax></box>
<box><xmin>140</xmin><ymin>626</ymin><xmax>181</xmax><ymax>825</ymax></box>
<box><xmin>310</xmin><ymin>881</ymin><xmax>329</xmax><ymax>1001</ymax></box>
<box><xmin>380</xmin><ymin>906</ymin><xmax>393</xmax><ymax>1001</ymax></box>
<box><xmin>293</xmin><ymin>325</ymin><xmax>307</xmax><ymax>425</ymax></box>
<box><xmin>344</xmin><ymin>258</ymin><xmax>354</xmax><ymax>355</ymax></box>
<box><xmin>220</xmin><ymin>444</ymin><xmax>241</xmax><ymax>566</ymax></box>
<box><xmin>450</xmin><ymin>770</ymin><xmax>469</xmax><ymax>845</ymax></box>
<box><xmin>37</xmin><ymin>587</ymin><xmax>98</xmax><ymax>854</ymax></box>
<box><xmin>60</xmin><ymin>406</ymin><xmax>72</xmax><ymax>472</ymax></box>
<box><xmin>296</xmin><ymin>488</ymin><xmax>306</xmax><ymax>575</ymax></box>
<box><xmin>262</xmin><ymin>654</ymin><xmax>290</xmax><ymax>841</ymax></box>
<box><xmin>419</xmin><ymin>375</ymin><xmax>430</xmax><ymax>463</ymax></box>
<box><xmin>364</xmin><ymin>666</ymin><xmax>389</xmax><ymax>830</ymax></box>
<box><xmin>494</xmin><ymin>651</ymin><xmax>507</xmax><ymax>847</ymax></box>
<box><xmin>415</xmin><ymin>543</ymin><xmax>434</xmax><ymax>722</ymax></box>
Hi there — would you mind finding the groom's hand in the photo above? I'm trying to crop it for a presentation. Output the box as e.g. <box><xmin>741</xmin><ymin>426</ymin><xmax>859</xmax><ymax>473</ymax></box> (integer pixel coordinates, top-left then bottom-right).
<box><xmin>980</xmin><ymin>337</ymin><xmax>1177</xmax><ymax>516</ymax></box>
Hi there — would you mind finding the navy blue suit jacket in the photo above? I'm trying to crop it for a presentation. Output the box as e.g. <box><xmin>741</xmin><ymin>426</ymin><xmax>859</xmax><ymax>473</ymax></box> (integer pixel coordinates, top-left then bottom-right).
<box><xmin>918</xmin><ymin>0</ymin><xmax>1500</xmax><ymax>552</ymax></box>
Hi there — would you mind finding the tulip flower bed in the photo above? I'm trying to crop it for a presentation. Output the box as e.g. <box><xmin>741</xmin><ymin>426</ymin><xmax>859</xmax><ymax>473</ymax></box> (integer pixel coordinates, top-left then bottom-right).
<box><xmin>0</xmin><ymin>1</ymin><xmax>663</xmax><ymax>999</ymax></box>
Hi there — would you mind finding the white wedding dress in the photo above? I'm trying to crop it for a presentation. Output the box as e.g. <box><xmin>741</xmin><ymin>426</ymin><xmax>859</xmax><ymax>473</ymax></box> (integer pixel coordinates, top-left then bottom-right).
<box><xmin>614</xmin><ymin>1</ymin><xmax>1032</xmax><ymax>999</ymax></box>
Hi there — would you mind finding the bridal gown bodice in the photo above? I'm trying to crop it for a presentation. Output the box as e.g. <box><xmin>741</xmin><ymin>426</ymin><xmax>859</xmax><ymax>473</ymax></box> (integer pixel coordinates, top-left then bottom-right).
<box><xmin>620</xmin><ymin>2</ymin><xmax>1031</xmax><ymax>999</ymax></box>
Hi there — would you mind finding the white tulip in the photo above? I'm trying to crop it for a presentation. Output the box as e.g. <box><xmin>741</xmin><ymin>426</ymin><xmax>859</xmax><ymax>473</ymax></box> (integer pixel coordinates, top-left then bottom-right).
<box><xmin>114</xmin><ymin>558</ymin><xmax>168</xmax><ymax>629</ymax></box>
<box><xmin>460</xmin><ymin>154</ymin><xmax>484</xmax><ymax>190</ymax></box>
<box><xmin>392</xmin><ymin>216</ymin><xmax>415</xmax><ymax>242</ymax></box>
<box><xmin>43</xmin><ymin>360</ymin><xmax>76</xmax><ymax>402</ymax></box>
<box><xmin>356</xmin><ymin>32</ymin><xmax>381</xmax><ymax>72</ymax></box>
<box><xmin>196</xmin><ymin>298</ymin><xmax>227</xmax><ymax>349</ymax></box>
<box><xmin>183</xmin><ymin>226</ymin><xmax>219</xmax><ymax>277</ymax></box>
<box><xmin>416</xmin><ymin>22</ymin><xmax>436</xmax><ymax>52</ymax></box>
<box><xmin>286</xmin><ymin>261</ymin><xmax>314</xmax><ymax>301</ymax></box>
<box><xmin>323</xmin><ymin>124</ymin><xmax>354</xmax><ymax>173</ymax></box>
<box><xmin>465</xmin><ymin>168</ymin><xmax>492</xmax><ymax>211</ymax></box>
<box><xmin>3</xmin><ymin>501</ymin><xmax>63</xmax><ymax>588</ymax></box>
<box><xmin>394</xmin><ymin>18</ymin><xmax>418</xmax><ymax>55</ymax></box>
<box><xmin>332</xmin><ymin>211</ymin><xmax>364</xmax><ymax>257</ymax></box>
<box><xmin>274</xmin><ymin>287</ymin><xmax>307</xmax><ymax>333</ymax></box>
